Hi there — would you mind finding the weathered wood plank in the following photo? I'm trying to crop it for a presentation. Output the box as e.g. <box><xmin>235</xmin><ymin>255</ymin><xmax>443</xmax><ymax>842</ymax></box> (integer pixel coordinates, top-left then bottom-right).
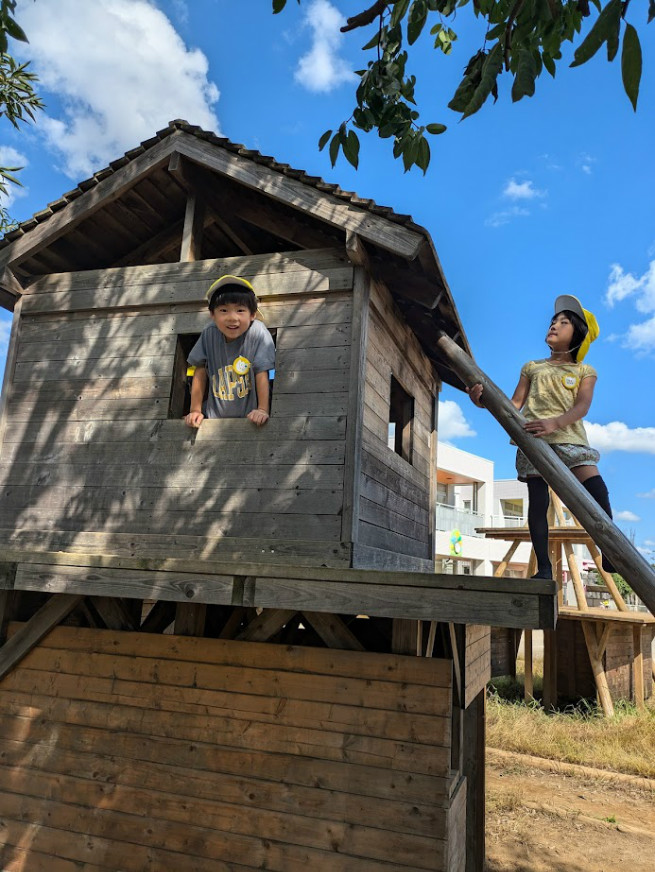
<box><xmin>359</xmin><ymin>520</ymin><xmax>430</xmax><ymax>560</ymax></box>
<box><xmin>13</xmin><ymin>354</ymin><xmax>175</xmax><ymax>383</ymax></box>
<box><xmin>0</xmin><ymin>461</ymin><xmax>345</xmax><ymax>491</ymax></box>
<box><xmin>20</xmin><ymin>268</ymin><xmax>353</xmax><ymax>314</ymax></box>
<box><xmin>302</xmin><ymin>611</ymin><xmax>365</xmax><ymax>651</ymax></box>
<box><xmin>272</xmin><ymin>391</ymin><xmax>349</xmax><ymax>417</ymax></box>
<box><xmin>360</xmin><ymin>474</ymin><xmax>430</xmax><ymax>525</ymax></box>
<box><xmin>5</xmin><ymin>561</ymin><xmax>551</xmax><ymax>627</ymax></box>
<box><xmin>351</xmin><ymin>544</ymin><xmax>435</xmax><ymax>573</ymax></box>
<box><xmin>16</xmin><ymin>333</ymin><xmax>179</xmax><ymax>363</ymax></box>
<box><xmin>360</xmin><ymin>496</ymin><xmax>429</xmax><ymax>542</ymax></box>
<box><xmin>4</xmin><ymin>437</ymin><xmax>346</xmax><ymax>466</ymax></box>
<box><xmin>3</xmin><ymin>415</ymin><xmax>347</xmax><ymax>445</ymax></box>
<box><xmin>275</xmin><ymin>322</ymin><xmax>351</xmax><ymax>350</ymax></box>
<box><xmin>0</xmin><ymin>532</ymin><xmax>352</xmax><ymax>568</ymax></box>
<box><xmin>5</xmin><ymin>396</ymin><xmax>169</xmax><ymax>422</ymax></box>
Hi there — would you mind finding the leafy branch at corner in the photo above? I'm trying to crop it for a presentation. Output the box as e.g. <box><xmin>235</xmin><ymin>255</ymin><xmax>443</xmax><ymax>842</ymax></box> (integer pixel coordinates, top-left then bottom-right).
<box><xmin>273</xmin><ymin>0</ymin><xmax>650</xmax><ymax>173</ymax></box>
<box><xmin>0</xmin><ymin>0</ymin><xmax>44</xmax><ymax>231</ymax></box>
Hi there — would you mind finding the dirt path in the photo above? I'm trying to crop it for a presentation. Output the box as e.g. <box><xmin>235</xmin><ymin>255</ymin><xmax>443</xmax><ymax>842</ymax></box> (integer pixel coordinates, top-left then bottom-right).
<box><xmin>486</xmin><ymin>754</ymin><xmax>655</xmax><ymax>872</ymax></box>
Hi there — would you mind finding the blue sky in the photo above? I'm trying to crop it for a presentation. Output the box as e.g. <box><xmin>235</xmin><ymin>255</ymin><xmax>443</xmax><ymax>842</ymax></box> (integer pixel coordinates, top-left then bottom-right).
<box><xmin>1</xmin><ymin>0</ymin><xmax>654</xmax><ymax>559</ymax></box>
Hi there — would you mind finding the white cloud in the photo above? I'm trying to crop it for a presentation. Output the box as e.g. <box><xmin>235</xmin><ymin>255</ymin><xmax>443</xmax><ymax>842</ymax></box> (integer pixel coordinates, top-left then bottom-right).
<box><xmin>615</xmin><ymin>510</ymin><xmax>640</xmax><ymax>522</ymax></box>
<box><xmin>0</xmin><ymin>146</ymin><xmax>29</xmax><ymax>208</ymax></box>
<box><xmin>17</xmin><ymin>0</ymin><xmax>219</xmax><ymax>178</ymax></box>
<box><xmin>637</xmin><ymin>490</ymin><xmax>655</xmax><ymax>499</ymax></box>
<box><xmin>503</xmin><ymin>178</ymin><xmax>545</xmax><ymax>201</ymax></box>
<box><xmin>485</xmin><ymin>206</ymin><xmax>530</xmax><ymax>228</ymax></box>
<box><xmin>586</xmin><ymin>421</ymin><xmax>655</xmax><ymax>455</ymax></box>
<box><xmin>439</xmin><ymin>400</ymin><xmax>476</xmax><ymax>441</ymax></box>
<box><xmin>577</xmin><ymin>152</ymin><xmax>596</xmax><ymax>174</ymax></box>
<box><xmin>605</xmin><ymin>260</ymin><xmax>655</xmax><ymax>353</ymax></box>
<box><xmin>294</xmin><ymin>0</ymin><xmax>354</xmax><ymax>93</ymax></box>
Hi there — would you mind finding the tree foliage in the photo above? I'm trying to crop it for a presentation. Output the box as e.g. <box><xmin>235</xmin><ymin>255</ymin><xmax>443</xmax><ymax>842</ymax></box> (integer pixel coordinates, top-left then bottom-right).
<box><xmin>0</xmin><ymin>0</ymin><xmax>44</xmax><ymax>230</ymax></box>
<box><xmin>273</xmin><ymin>0</ymin><xmax>649</xmax><ymax>173</ymax></box>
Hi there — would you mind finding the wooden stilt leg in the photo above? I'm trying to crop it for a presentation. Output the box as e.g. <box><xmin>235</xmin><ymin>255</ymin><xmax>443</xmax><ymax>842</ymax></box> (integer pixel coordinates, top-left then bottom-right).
<box><xmin>524</xmin><ymin>629</ymin><xmax>534</xmax><ymax>701</ymax></box>
<box><xmin>632</xmin><ymin>625</ymin><xmax>645</xmax><ymax>709</ymax></box>
<box><xmin>581</xmin><ymin>620</ymin><xmax>615</xmax><ymax>717</ymax></box>
<box><xmin>587</xmin><ymin>541</ymin><xmax>628</xmax><ymax>611</ymax></box>
<box><xmin>542</xmin><ymin>629</ymin><xmax>557</xmax><ymax>709</ymax></box>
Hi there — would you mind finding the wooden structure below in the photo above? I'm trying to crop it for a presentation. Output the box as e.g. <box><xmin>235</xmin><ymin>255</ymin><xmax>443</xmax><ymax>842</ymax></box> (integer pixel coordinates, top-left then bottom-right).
<box><xmin>482</xmin><ymin>492</ymin><xmax>654</xmax><ymax>715</ymax></box>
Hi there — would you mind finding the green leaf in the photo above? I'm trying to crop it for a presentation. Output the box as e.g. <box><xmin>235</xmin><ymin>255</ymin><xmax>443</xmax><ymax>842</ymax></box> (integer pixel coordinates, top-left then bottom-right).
<box><xmin>4</xmin><ymin>16</ymin><xmax>28</xmax><ymax>43</ymax></box>
<box><xmin>407</xmin><ymin>0</ymin><xmax>428</xmax><ymax>45</ymax></box>
<box><xmin>328</xmin><ymin>133</ymin><xmax>341</xmax><ymax>168</ymax></box>
<box><xmin>272</xmin><ymin>0</ymin><xmax>287</xmax><ymax>13</ymax></box>
<box><xmin>415</xmin><ymin>136</ymin><xmax>431</xmax><ymax>173</ymax></box>
<box><xmin>391</xmin><ymin>0</ymin><xmax>411</xmax><ymax>28</ymax></box>
<box><xmin>606</xmin><ymin>4</ymin><xmax>620</xmax><ymax>61</ymax></box>
<box><xmin>426</xmin><ymin>122</ymin><xmax>447</xmax><ymax>134</ymax></box>
<box><xmin>570</xmin><ymin>0</ymin><xmax>622</xmax><ymax>67</ymax></box>
<box><xmin>542</xmin><ymin>52</ymin><xmax>556</xmax><ymax>78</ymax></box>
<box><xmin>361</xmin><ymin>29</ymin><xmax>382</xmax><ymax>51</ymax></box>
<box><xmin>461</xmin><ymin>43</ymin><xmax>504</xmax><ymax>119</ymax></box>
<box><xmin>343</xmin><ymin>130</ymin><xmax>361</xmax><ymax>169</ymax></box>
<box><xmin>318</xmin><ymin>129</ymin><xmax>332</xmax><ymax>151</ymax></box>
<box><xmin>512</xmin><ymin>48</ymin><xmax>537</xmax><ymax>102</ymax></box>
<box><xmin>649</xmin><ymin>1</ymin><xmax>655</xmax><ymax>24</ymax></box>
<box><xmin>621</xmin><ymin>23</ymin><xmax>642</xmax><ymax>112</ymax></box>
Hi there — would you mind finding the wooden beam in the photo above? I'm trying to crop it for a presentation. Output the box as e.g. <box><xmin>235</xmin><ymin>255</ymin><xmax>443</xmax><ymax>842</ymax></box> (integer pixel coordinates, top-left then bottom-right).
<box><xmin>581</xmin><ymin>620</ymin><xmax>615</xmax><ymax>717</ymax></box>
<box><xmin>89</xmin><ymin>596</ymin><xmax>138</xmax><ymax>630</ymax></box>
<box><xmin>632</xmin><ymin>624</ymin><xmax>645</xmax><ymax>708</ymax></box>
<box><xmin>392</xmin><ymin>619</ymin><xmax>420</xmax><ymax>655</ymax></box>
<box><xmin>0</xmin><ymin>267</ymin><xmax>23</xmax><ymax>311</ymax></box>
<box><xmin>586</xmin><ymin>541</ymin><xmax>628</xmax><ymax>611</ymax></box>
<box><xmin>524</xmin><ymin>629</ymin><xmax>534</xmax><ymax>701</ymax></box>
<box><xmin>111</xmin><ymin>219</ymin><xmax>185</xmax><ymax>267</ymax></box>
<box><xmin>302</xmin><ymin>611</ymin><xmax>365</xmax><ymax>650</ymax></box>
<box><xmin>174</xmin><ymin>135</ymin><xmax>425</xmax><ymax>259</ymax></box>
<box><xmin>174</xmin><ymin>602</ymin><xmax>207</xmax><ymax>636</ymax></box>
<box><xmin>235</xmin><ymin>608</ymin><xmax>295</xmax><ymax>642</ymax></box>
<box><xmin>0</xmin><ymin>593</ymin><xmax>83</xmax><ymax>681</ymax></box>
<box><xmin>435</xmin><ymin>330</ymin><xmax>655</xmax><ymax>615</ymax></box>
<box><xmin>140</xmin><ymin>600</ymin><xmax>176</xmax><ymax>633</ymax></box>
<box><xmin>0</xmin><ymin>135</ymin><xmax>181</xmax><ymax>271</ymax></box>
<box><xmin>179</xmin><ymin>190</ymin><xmax>206</xmax><ymax>262</ymax></box>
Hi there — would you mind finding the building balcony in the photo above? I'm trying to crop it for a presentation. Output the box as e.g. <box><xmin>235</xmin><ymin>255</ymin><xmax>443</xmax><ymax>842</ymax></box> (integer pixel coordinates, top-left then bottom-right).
<box><xmin>435</xmin><ymin>503</ymin><xmax>485</xmax><ymax>538</ymax></box>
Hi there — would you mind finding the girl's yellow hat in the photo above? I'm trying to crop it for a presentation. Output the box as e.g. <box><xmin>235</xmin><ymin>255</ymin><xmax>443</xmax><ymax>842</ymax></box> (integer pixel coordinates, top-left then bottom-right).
<box><xmin>554</xmin><ymin>294</ymin><xmax>599</xmax><ymax>362</ymax></box>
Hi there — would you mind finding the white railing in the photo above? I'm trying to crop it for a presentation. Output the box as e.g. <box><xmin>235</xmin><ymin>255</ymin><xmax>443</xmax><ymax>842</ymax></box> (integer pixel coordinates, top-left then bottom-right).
<box><xmin>486</xmin><ymin>515</ymin><xmax>527</xmax><ymax>529</ymax></box>
<box><xmin>435</xmin><ymin>503</ymin><xmax>485</xmax><ymax>537</ymax></box>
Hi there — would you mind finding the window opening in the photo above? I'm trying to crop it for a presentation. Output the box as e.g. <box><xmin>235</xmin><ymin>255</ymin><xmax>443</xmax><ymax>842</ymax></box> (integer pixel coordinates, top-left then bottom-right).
<box><xmin>388</xmin><ymin>375</ymin><xmax>414</xmax><ymax>463</ymax></box>
<box><xmin>168</xmin><ymin>329</ymin><xmax>277</xmax><ymax>420</ymax></box>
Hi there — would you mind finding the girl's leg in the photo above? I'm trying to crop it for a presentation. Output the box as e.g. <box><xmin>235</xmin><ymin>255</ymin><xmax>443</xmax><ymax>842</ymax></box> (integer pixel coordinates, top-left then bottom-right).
<box><xmin>571</xmin><ymin>465</ymin><xmax>615</xmax><ymax>572</ymax></box>
<box><xmin>527</xmin><ymin>476</ymin><xmax>551</xmax><ymax>579</ymax></box>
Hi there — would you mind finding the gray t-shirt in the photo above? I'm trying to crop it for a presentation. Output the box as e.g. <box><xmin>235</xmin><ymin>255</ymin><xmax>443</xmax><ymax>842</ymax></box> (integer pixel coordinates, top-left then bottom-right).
<box><xmin>188</xmin><ymin>319</ymin><xmax>276</xmax><ymax>418</ymax></box>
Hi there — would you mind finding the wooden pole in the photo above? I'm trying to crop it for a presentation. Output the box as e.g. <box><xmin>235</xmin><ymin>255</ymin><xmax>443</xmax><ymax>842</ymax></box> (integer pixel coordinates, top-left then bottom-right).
<box><xmin>581</xmin><ymin>621</ymin><xmax>615</xmax><ymax>717</ymax></box>
<box><xmin>435</xmin><ymin>332</ymin><xmax>655</xmax><ymax>615</ymax></box>
<box><xmin>524</xmin><ymin>629</ymin><xmax>534</xmax><ymax>701</ymax></box>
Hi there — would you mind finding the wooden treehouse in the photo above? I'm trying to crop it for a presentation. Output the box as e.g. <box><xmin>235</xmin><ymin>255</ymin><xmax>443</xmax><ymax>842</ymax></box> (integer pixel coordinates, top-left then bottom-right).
<box><xmin>0</xmin><ymin>121</ymin><xmax>556</xmax><ymax>871</ymax></box>
<box><xmin>482</xmin><ymin>491</ymin><xmax>655</xmax><ymax>716</ymax></box>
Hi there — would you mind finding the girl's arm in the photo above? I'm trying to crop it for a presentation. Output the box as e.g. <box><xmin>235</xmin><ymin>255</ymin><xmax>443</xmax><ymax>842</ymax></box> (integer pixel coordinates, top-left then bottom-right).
<box><xmin>468</xmin><ymin>374</ymin><xmax>530</xmax><ymax>410</ymax></box>
<box><xmin>524</xmin><ymin>376</ymin><xmax>597</xmax><ymax>437</ymax></box>
<box><xmin>247</xmin><ymin>371</ymin><xmax>271</xmax><ymax>427</ymax></box>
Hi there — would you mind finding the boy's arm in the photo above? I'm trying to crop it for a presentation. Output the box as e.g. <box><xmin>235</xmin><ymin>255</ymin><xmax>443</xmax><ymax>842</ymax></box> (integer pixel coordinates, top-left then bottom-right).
<box><xmin>184</xmin><ymin>366</ymin><xmax>207</xmax><ymax>428</ymax></box>
<box><xmin>247</xmin><ymin>370</ymin><xmax>270</xmax><ymax>427</ymax></box>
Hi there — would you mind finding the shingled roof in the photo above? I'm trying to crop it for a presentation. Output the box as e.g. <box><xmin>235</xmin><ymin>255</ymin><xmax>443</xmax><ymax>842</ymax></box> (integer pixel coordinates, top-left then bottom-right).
<box><xmin>0</xmin><ymin>120</ymin><xmax>427</xmax><ymax>250</ymax></box>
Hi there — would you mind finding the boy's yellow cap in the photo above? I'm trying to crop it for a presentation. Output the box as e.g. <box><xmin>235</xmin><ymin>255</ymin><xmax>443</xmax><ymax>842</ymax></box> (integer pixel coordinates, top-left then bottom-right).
<box><xmin>554</xmin><ymin>294</ymin><xmax>599</xmax><ymax>362</ymax></box>
<box><xmin>205</xmin><ymin>274</ymin><xmax>255</xmax><ymax>301</ymax></box>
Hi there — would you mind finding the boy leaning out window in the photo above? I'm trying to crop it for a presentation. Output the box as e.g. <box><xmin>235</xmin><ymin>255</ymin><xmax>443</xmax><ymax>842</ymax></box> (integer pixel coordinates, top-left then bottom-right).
<box><xmin>184</xmin><ymin>275</ymin><xmax>275</xmax><ymax>428</ymax></box>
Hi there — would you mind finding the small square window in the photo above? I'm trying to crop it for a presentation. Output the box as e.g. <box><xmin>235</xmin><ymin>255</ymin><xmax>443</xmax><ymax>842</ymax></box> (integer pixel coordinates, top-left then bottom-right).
<box><xmin>388</xmin><ymin>375</ymin><xmax>414</xmax><ymax>464</ymax></box>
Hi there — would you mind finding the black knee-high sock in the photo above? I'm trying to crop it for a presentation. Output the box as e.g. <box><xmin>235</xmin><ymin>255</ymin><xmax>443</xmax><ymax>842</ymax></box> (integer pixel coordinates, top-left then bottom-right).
<box><xmin>527</xmin><ymin>477</ymin><xmax>551</xmax><ymax>576</ymax></box>
<box><xmin>582</xmin><ymin>475</ymin><xmax>615</xmax><ymax>573</ymax></box>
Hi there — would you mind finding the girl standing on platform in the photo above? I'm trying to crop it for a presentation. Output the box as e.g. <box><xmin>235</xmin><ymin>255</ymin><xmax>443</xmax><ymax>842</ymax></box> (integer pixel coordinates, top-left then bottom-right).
<box><xmin>468</xmin><ymin>295</ymin><xmax>613</xmax><ymax>580</ymax></box>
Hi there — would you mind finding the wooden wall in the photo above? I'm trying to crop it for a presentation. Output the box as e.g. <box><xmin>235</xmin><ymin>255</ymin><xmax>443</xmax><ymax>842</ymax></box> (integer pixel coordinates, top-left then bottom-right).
<box><xmin>0</xmin><ymin>251</ymin><xmax>355</xmax><ymax>568</ymax></box>
<box><xmin>355</xmin><ymin>279</ymin><xmax>437</xmax><ymax>571</ymax></box>
<box><xmin>0</xmin><ymin>625</ymin><xmax>461</xmax><ymax>871</ymax></box>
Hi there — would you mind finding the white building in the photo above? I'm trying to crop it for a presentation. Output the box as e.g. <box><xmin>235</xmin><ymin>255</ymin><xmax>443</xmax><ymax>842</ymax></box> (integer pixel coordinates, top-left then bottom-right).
<box><xmin>435</xmin><ymin>443</ymin><xmax>592</xmax><ymax>589</ymax></box>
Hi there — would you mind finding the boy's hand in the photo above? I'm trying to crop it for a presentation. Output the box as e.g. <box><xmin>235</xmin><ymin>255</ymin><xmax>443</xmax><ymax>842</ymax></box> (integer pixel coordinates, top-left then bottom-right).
<box><xmin>247</xmin><ymin>409</ymin><xmax>270</xmax><ymax>427</ymax></box>
<box><xmin>467</xmin><ymin>383</ymin><xmax>484</xmax><ymax>407</ymax></box>
<box><xmin>184</xmin><ymin>410</ymin><xmax>204</xmax><ymax>428</ymax></box>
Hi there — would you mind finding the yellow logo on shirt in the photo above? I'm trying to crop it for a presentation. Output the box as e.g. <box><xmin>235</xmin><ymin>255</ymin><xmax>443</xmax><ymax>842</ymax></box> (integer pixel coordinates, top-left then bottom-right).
<box><xmin>562</xmin><ymin>374</ymin><xmax>579</xmax><ymax>390</ymax></box>
<box><xmin>233</xmin><ymin>356</ymin><xmax>251</xmax><ymax>376</ymax></box>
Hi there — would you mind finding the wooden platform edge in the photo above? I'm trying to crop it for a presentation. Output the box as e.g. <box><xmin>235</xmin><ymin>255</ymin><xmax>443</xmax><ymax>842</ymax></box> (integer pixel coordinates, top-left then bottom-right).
<box><xmin>0</xmin><ymin>553</ymin><xmax>557</xmax><ymax>630</ymax></box>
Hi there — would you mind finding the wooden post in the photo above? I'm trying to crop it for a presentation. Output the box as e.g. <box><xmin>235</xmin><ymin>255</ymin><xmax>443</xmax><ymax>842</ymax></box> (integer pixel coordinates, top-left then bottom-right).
<box><xmin>632</xmin><ymin>625</ymin><xmax>645</xmax><ymax>709</ymax></box>
<box><xmin>524</xmin><ymin>629</ymin><xmax>534</xmax><ymax>701</ymax></box>
<box><xmin>434</xmin><ymin>331</ymin><xmax>655</xmax><ymax>615</ymax></box>
<box><xmin>586</xmin><ymin>541</ymin><xmax>628</xmax><ymax>611</ymax></box>
<box><xmin>464</xmin><ymin>689</ymin><xmax>485</xmax><ymax>872</ymax></box>
<box><xmin>581</xmin><ymin>621</ymin><xmax>615</xmax><ymax>717</ymax></box>
<box><xmin>542</xmin><ymin>629</ymin><xmax>557</xmax><ymax>710</ymax></box>
<box><xmin>494</xmin><ymin>539</ymin><xmax>521</xmax><ymax>577</ymax></box>
<box><xmin>392</xmin><ymin>619</ymin><xmax>419</xmax><ymax>655</ymax></box>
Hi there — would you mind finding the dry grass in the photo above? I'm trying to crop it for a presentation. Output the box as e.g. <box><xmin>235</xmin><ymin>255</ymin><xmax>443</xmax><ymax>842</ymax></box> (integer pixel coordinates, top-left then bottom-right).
<box><xmin>486</xmin><ymin>683</ymin><xmax>655</xmax><ymax>778</ymax></box>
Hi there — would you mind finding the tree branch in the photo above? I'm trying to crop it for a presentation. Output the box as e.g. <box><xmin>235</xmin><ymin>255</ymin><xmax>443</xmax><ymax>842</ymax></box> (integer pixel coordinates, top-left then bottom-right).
<box><xmin>340</xmin><ymin>1</ymin><xmax>389</xmax><ymax>33</ymax></box>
